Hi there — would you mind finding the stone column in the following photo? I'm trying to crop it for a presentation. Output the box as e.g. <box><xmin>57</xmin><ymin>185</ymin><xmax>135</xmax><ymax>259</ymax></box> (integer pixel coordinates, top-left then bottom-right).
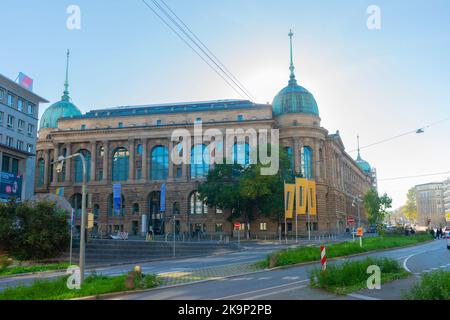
<box><xmin>103</xmin><ymin>141</ymin><xmax>109</xmax><ymax>183</ymax></box>
<box><xmin>128</xmin><ymin>139</ymin><xmax>135</xmax><ymax>181</ymax></box>
<box><xmin>65</xmin><ymin>143</ymin><xmax>72</xmax><ymax>183</ymax></box>
<box><xmin>52</xmin><ymin>144</ymin><xmax>59</xmax><ymax>184</ymax></box>
<box><xmin>168</xmin><ymin>140</ymin><xmax>174</xmax><ymax>180</ymax></box>
<box><xmin>90</xmin><ymin>141</ymin><xmax>96</xmax><ymax>182</ymax></box>
<box><xmin>43</xmin><ymin>150</ymin><xmax>49</xmax><ymax>187</ymax></box>
<box><xmin>293</xmin><ymin>137</ymin><xmax>300</xmax><ymax>175</ymax></box>
<box><xmin>141</xmin><ymin>138</ymin><xmax>148</xmax><ymax>182</ymax></box>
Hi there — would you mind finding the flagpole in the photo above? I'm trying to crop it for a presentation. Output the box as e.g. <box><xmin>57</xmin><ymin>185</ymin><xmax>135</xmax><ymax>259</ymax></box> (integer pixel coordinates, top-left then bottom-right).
<box><xmin>284</xmin><ymin>181</ymin><xmax>288</xmax><ymax>245</ymax></box>
<box><xmin>295</xmin><ymin>209</ymin><xmax>298</xmax><ymax>243</ymax></box>
<box><xmin>69</xmin><ymin>208</ymin><xmax>74</xmax><ymax>266</ymax></box>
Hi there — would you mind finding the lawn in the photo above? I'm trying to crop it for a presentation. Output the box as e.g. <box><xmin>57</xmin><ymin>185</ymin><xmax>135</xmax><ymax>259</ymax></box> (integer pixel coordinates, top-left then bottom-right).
<box><xmin>404</xmin><ymin>270</ymin><xmax>450</xmax><ymax>300</ymax></box>
<box><xmin>0</xmin><ymin>273</ymin><xmax>160</xmax><ymax>300</ymax></box>
<box><xmin>309</xmin><ymin>257</ymin><xmax>409</xmax><ymax>295</ymax></box>
<box><xmin>260</xmin><ymin>233</ymin><xmax>432</xmax><ymax>268</ymax></box>
<box><xmin>0</xmin><ymin>262</ymin><xmax>70</xmax><ymax>277</ymax></box>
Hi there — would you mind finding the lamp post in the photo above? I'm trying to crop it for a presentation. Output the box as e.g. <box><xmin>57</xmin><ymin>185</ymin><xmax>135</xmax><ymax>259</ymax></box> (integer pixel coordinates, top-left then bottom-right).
<box><xmin>56</xmin><ymin>153</ymin><xmax>87</xmax><ymax>284</ymax></box>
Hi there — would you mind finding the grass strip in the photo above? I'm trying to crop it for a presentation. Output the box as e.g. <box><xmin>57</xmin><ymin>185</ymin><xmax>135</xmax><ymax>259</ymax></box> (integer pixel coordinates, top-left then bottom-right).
<box><xmin>0</xmin><ymin>273</ymin><xmax>160</xmax><ymax>300</ymax></box>
<box><xmin>0</xmin><ymin>263</ymin><xmax>70</xmax><ymax>277</ymax></box>
<box><xmin>259</xmin><ymin>234</ymin><xmax>432</xmax><ymax>269</ymax></box>
<box><xmin>309</xmin><ymin>257</ymin><xmax>409</xmax><ymax>295</ymax></box>
<box><xmin>404</xmin><ymin>270</ymin><xmax>450</xmax><ymax>300</ymax></box>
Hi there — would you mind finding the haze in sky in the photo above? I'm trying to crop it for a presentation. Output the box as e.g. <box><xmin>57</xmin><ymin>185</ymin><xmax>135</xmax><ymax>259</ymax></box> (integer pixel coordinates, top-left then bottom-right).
<box><xmin>1</xmin><ymin>0</ymin><xmax>449</xmax><ymax>208</ymax></box>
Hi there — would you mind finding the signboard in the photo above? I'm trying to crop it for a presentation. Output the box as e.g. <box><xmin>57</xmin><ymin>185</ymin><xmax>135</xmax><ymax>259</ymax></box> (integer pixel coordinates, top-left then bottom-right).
<box><xmin>446</xmin><ymin>212</ymin><xmax>450</xmax><ymax>222</ymax></box>
<box><xmin>284</xmin><ymin>178</ymin><xmax>317</xmax><ymax>219</ymax></box>
<box><xmin>357</xmin><ymin>227</ymin><xmax>364</xmax><ymax>237</ymax></box>
<box><xmin>0</xmin><ymin>172</ymin><xmax>22</xmax><ymax>201</ymax></box>
<box><xmin>347</xmin><ymin>216</ymin><xmax>355</xmax><ymax>224</ymax></box>
<box><xmin>113</xmin><ymin>184</ymin><xmax>121</xmax><ymax>215</ymax></box>
<box><xmin>87</xmin><ymin>212</ymin><xmax>94</xmax><ymax>229</ymax></box>
<box><xmin>234</xmin><ymin>222</ymin><xmax>241</xmax><ymax>230</ymax></box>
<box><xmin>160</xmin><ymin>183</ymin><xmax>166</xmax><ymax>212</ymax></box>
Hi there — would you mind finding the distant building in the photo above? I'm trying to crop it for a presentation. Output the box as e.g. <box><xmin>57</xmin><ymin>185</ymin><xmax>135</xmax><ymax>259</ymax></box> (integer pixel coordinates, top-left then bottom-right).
<box><xmin>0</xmin><ymin>73</ymin><xmax>48</xmax><ymax>202</ymax></box>
<box><xmin>444</xmin><ymin>178</ymin><xmax>450</xmax><ymax>221</ymax></box>
<box><xmin>415</xmin><ymin>182</ymin><xmax>445</xmax><ymax>227</ymax></box>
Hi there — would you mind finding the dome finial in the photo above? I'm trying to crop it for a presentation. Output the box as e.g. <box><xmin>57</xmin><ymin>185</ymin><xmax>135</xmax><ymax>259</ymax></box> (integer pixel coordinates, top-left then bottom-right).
<box><xmin>288</xmin><ymin>29</ymin><xmax>296</xmax><ymax>84</ymax></box>
<box><xmin>357</xmin><ymin>134</ymin><xmax>361</xmax><ymax>159</ymax></box>
<box><xmin>62</xmin><ymin>49</ymin><xmax>70</xmax><ymax>102</ymax></box>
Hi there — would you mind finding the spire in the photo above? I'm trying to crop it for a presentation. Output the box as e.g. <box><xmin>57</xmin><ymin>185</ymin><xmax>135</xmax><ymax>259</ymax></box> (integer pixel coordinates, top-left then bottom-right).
<box><xmin>62</xmin><ymin>49</ymin><xmax>70</xmax><ymax>101</ymax></box>
<box><xmin>357</xmin><ymin>135</ymin><xmax>362</xmax><ymax>160</ymax></box>
<box><xmin>288</xmin><ymin>29</ymin><xmax>297</xmax><ymax>85</ymax></box>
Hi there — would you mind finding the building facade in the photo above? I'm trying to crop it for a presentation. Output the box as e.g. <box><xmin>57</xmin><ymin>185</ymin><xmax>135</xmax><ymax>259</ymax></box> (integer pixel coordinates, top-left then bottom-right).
<box><xmin>0</xmin><ymin>73</ymin><xmax>48</xmax><ymax>202</ymax></box>
<box><xmin>443</xmin><ymin>178</ymin><xmax>450</xmax><ymax>222</ymax></box>
<box><xmin>415</xmin><ymin>182</ymin><xmax>445</xmax><ymax>227</ymax></box>
<box><xmin>35</xmin><ymin>37</ymin><xmax>374</xmax><ymax>238</ymax></box>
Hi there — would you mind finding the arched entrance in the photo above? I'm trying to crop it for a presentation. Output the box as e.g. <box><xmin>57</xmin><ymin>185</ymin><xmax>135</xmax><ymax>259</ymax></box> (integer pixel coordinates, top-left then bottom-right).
<box><xmin>148</xmin><ymin>191</ymin><xmax>164</xmax><ymax>235</ymax></box>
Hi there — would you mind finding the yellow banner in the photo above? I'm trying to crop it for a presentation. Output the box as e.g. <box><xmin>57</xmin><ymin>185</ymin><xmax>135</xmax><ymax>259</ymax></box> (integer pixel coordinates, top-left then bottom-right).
<box><xmin>295</xmin><ymin>178</ymin><xmax>317</xmax><ymax>216</ymax></box>
<box><xmin>284</xmin><ymin>183</ymin><xmax>296</xmax><ymax>219</ymax></box>
<box><xmin>446</xmin><ymin>212</ymin><xmax>450</xmax><ymax>222</ymax></box>
<box><xmin>88</xmin><ymin>212</ymin><xmax>94</xmax><ymax>229</ymax></box>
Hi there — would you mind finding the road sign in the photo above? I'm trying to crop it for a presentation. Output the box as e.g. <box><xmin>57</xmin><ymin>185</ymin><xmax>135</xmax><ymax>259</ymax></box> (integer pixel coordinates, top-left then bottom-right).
<box><xmin>347</xmin><ymin>216</ymin><xmax>355</xmax><ymax>224</ymax></box>
<box><xmin>357</xmin><ymin>227</ymin><xmax>364</xmax><ymax>237</ymax></box>
<box><xmin>320</xmin><ymin>246</ymin><xmax>326</xmax><ymax>271</ymax></box>
<box><xmin>234</xmin><ymin>222</ymin><xmax>241</xmax><ymax>230</ymax></box>
<box><xmin>87</xmin><ymin>212</ymin><xmax>94</xmax><ymax>229</ymax></box>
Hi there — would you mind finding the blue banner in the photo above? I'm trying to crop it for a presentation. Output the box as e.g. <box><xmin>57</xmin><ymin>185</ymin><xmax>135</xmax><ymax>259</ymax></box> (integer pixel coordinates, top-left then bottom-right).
<box><xmin>160</xmin><ymin>183</ymin><xmax>166</xmax><ymax>212</ymax></box>
<box><xmin>113</xmin><ymin>184</ymin><xmax>121</xmax><ymax>215</ymax></box>
<box><xmin>0</xmin><ymin>172</ymin><xmax>22</xmax><ymax>201</ymax></box>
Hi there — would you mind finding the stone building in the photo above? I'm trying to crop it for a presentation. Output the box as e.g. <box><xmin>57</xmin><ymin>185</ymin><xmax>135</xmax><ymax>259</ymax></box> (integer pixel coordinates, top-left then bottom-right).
<box><xmin>35</xmin><ymin>34</ymin><xmax>374</xmax><ymax>238</ymax></box>
<box><xmin>415</xmin><ymin>182</ymin><xmax>445</xmax><ymax>227</ymax></box>
<box><xmin>0</xmin><ymin>73</ymin><xmax>48</xmax><ymax>201</ymax></box>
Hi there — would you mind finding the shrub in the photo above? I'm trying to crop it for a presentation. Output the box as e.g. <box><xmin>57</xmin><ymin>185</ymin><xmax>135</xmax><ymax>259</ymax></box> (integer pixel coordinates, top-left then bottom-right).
<box><xmin>405</xmin><ymin>270</ymin><xmax>450</xmax><ymax>300</ymax></box>
<box><xmin>0</xmin><ymin>201</ymin><xmax>70</xmax><ymax>261</ymax></box>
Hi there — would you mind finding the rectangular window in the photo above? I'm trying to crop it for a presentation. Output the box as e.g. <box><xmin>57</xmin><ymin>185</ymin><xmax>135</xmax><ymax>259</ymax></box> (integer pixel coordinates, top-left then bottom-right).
<box><xmin>260</xmin><ymin>223</ymin><xmax>267</xmax><ymax>231</ymax></box>
<box><xmin>0</xmin><ymin>112</ymin><xmax>3</xmax><ymax>126</ymax></box>
<box><xmin>18</xmin><ymin>119</ymin><xmax>25</xmax><ymax>132</ymax></box>
<box><xmin>17</xmin><ymin>99</ymin><xmax>23</xmax><ymax>112</ymax></box>
<box><xmin>27</xmin><ymin>124</ymin><xmax>34</xmax><ymax>136</ymax></box>
<box><xmin>81</xmin><ymin>124</ymin><xmax>86</xmax><ymax>130</ymax></box>
<box><xmin>11</xmin><ymin>159</ymin><xmax>19</xmax><ymax>175</ymax></box>
<box><xmin>176</xmin><ymin>166</ymin><xmax>182</xmax><ymax>178</ymax></box>
<box><xmin>237</xmin><ymin>115</ymin><xmax>244</xmax><ymax>121</ymax></box>
<box><xmin>16</xmin><ymin>140</ymin><xmax>24</xmax><ymax>150</ymax></box>
<box><xmin>6</xmin><ymin>136</ymin><xmax>13</xmax><ymax>147</ymax></box>
<box><xmin>136</xmin><ymin>168</ymin><xmax>142</xmax><ymax>180</ymax></box>
<box><xmin>2</xmin><ymin>156</ymin><xmax>10</xmax><ymax>172</ymax></box>
<box><xmin>156</xmin><ymin>120</ymin><xmax>162</xmax><ymax>126</ymax></box>
<box><xmin>195</xmin><ymin>117</ymin><xmax>202</xmax><ymax>123</ymax></box>
<box><xmin>27</xmin><ymin>103</ymin><xmax>34</xmax><ymax>115</ymax></box>
<box><xmin>26</xmin><ymin>144</ymin><xmax>33</xmax><ymax>153</ymax></box>
<box><xmin>98</xmin><ymin>170</ymin><xmax>103</xmax><ymax>181</ymax></box>
<box><xmin>216</xmin><ymin>206</ymin><xmax>223</xmax><ymax>214</ymax></box>
<box><xmin>0</xmin><ymin>134</ymin><xmax>2</xmax><ymax>143</ymax></box>
<box><xmin>7</xmin><ymin>94</ymin><xmax>13</xmax><ymax>107</ymax></box>
<box><xmin>118</xmin><ymin>122</ymin><xmax>123</xmax><ymax>128</ymax></box>
<box><xmin>7</xmin><ymin>115</ymin><xmax>14</xmax><ymax>128</ymax></box>
<box><xmin>0</xmin><ymin>89</ymin><xmax>4</xmax><ymax>100</ymax></box>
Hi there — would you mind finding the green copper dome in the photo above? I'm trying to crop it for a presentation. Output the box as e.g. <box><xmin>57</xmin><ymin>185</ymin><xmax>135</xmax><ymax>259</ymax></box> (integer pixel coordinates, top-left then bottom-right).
<box><xmin>39</xmin><ymin>50</ymin><xmax>82</xmax><ymax>130</ymax></box>
<box><xmin>273</xmin><ymin>30</ymin><xmax>319</xmax><ymax>117</ymax></box>
<box><xmin>356</xmin><ymin>154</ymin><xmax>372</xmax><ymax>174</ymax></box>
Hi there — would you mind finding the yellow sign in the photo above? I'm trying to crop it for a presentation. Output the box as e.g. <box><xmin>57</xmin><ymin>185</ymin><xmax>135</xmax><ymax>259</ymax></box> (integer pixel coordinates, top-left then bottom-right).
<box><xmin>284</xmin><ymin>178</ymin><xmax>317</xmax><ymax>219</ymax></box>
<box><xmin>446</xmin><ymin>212</ymin><xmax>450</xmax><ymax>222</ymax></box>
<box><xmin>284</xmin><ymin>183</ymin><xmax>295</xmax><ymax>219</ymax></box>
<box><xmin>87</xmin><ymin>212</ymin><xmax>94</xmax><ymax>229</ymax></box>
<box><xmin>357</xmin><ymin>227</ymin><xmax>364</xmax><ymax>237</ymax></box>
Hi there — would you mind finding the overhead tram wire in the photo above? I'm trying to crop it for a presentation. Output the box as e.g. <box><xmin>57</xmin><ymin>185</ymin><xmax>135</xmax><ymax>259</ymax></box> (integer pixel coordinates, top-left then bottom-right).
<box><xmin>159</xmin><ymin>0</ymin><xmax>255</xmax><ymax>101</ymax></box>
<box><xmin>378</xmin><ymin>171</ymin><xmax>450</xmax><ymax>182</ymax></box>
<box><xmin>142</xmin><ymin>0</ymin><xmax>254</xmax><ymax>101</ymax></box>
<box><xmin>141</xmin><ymin>0</ymin><xmax>247</xmax><ymax>99</ymax></box>
<box><xmin>149</xmin><ymin>0</ymin><xmax>254</xmax><ymax>101</ymax></box>
<box><xmin>348</xmin><ymin>116</ymin><xmax>450</xmax><ymax>153</ymax></box>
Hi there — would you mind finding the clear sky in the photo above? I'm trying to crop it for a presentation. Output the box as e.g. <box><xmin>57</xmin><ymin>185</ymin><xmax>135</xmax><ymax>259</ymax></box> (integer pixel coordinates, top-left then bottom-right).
<box><xmin>1</xmin><ymin>0</ymin><xmax>449</xmax><ymax>208</ymax></box>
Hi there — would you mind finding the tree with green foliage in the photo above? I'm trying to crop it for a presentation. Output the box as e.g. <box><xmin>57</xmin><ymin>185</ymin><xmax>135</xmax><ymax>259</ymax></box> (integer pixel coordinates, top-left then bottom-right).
<box><xmin>0</xmin><ymin>201</ymin><xmax>70</xmax><ymax>260</ymax></box>
<box><xmin>198</xmin><ymin>145</ymin><xmax>293</xmax><ymax>234</ymax></box>
<box><xmin>363</xmin><ymin>189</ymin><xmax>393</xmax><ymax>236</ymax></box>
<box><xmin>401</xmin><ymin>187</ymin><xmax>417</xmax><ymax>223</ymax></box>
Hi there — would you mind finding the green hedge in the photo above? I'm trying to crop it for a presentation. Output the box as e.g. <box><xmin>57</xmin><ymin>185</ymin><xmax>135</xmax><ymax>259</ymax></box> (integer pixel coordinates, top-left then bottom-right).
<box><xmin>405</xmin><ymin>270</ymin><xmax>450</xmax><ymax>300</ymax></box>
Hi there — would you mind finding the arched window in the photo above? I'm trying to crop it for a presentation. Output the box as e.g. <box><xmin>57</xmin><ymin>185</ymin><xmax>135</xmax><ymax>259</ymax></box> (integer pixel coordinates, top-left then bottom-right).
<box><xmin>108</xmin><ymin>193</ymin><xmax>126</xmax><ymax>216</ymax></box>
<box><xmin>93</xmin><ymin>204</ymin><xmax>100</xmax><ymax>218</ymax></box>
<box><xmin>191</xmin><ymin>144</ymin><xmax>209</xmax><ymax>178</ymax></box>
<box><xmin>301</xmin><ymin>146</ymin><xmax>313</xmax><ymax>179</ymax></box>
<box><xmin>112</xmin><ymin>147</ymin><xmax>129</xmax><ymax>181</ymax></box>
<box><xmin>151</xmin><ymin>146</ymin><xmax>169</xmax><ymax>180</ymax></box>
<box><xmin>37</xmin><ymin>158</ymin><xmax>44</xmax><ymax>187</ymax></box>
<box><xmin>74</xmin><ymin>149</ymin><xmax>91</xmax><ymax>183</ymax></box>
<box><xmin>189</xmin><ymin>191</ymin><xmax>207</xmax><ymax>215</ymax></box>
<box><xmin>70</xmin><ymin>193</ymin><xmax>83</xmax><ymax>217</ymax></box>
<box><xmin>233</xmin><ymin>143</ymin><xmax>250</xmax><ymax>165</ymax></box>
<box><xmin>173</xmin><ymin>202</ymin><xmax>180</xmax><ymax>215</ymax></box>
<box><xmin>285</xmin><ymin>147</ymin><xmax>294</xmax><ymax>173</ymax></box>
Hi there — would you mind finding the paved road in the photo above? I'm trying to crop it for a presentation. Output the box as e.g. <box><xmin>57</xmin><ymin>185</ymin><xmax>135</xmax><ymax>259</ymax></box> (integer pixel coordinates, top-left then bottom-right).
<box><xmin>0</xmin><ymin>241</ymin><xmax>299</xmax><ymax>290</ymax></box>
<box><xmin>111</xmin><ymin>239</ymin><xmax>449</xmax><ymax>300</ymax></box>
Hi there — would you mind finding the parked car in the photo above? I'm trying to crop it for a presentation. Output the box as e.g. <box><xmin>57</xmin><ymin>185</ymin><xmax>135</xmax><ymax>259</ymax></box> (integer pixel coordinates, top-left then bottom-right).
<box><xmin>444</xmin><ymin>226</ymin><xmax>450</xmax><ymax>239</ymax></box>
<box><xmin>447</xmin><ymin>234</ymin><xmax>450</xmax><ymax>250</ymax></box>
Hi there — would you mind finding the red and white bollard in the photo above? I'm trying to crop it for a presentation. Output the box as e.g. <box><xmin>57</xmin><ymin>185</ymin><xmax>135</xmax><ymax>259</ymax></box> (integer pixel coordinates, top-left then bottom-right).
<box><xmin>320</xmin><ymin>245</ymin><xmax>326</xmax><ymax>271</ymax></box>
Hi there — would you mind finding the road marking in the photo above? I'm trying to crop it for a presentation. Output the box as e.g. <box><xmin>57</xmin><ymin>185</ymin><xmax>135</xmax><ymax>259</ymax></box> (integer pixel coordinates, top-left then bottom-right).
<box><xmin>347</xmin><ymin>293</ymin><xmax>380</xmax><ymax>301</ymax></box>
<box><xmin>243</xmin><ymin>285</ymin><xmax>307</xmax><ymax>300</ymax></box>
<box><xmin>215</xmin><ymin>279</ymin><xmax>308</xmax><ymax>300</ymax></box>
<box><xmin>229</xmin><ymin>277</ymin><xmax>254</xmax><ymax>281</ymax></box>
<box><xmin>282</xmin><ymin>276</ymin><xmax>299</xmax><ymax>280</ymax></box>
<box><xmin>402</xmin><ymin>250</ymin><xmax>426</xmax><ymax>273</ymax></box>
<box><xmin>258</xmin><ymin>277</ymin><xmax>272</xmax><ymax>280</ymax></box>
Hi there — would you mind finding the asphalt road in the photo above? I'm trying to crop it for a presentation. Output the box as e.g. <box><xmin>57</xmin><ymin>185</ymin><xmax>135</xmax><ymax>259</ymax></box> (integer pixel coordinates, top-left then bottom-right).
<box><xmin>0</xmin><ymin>241</ymin><xmax>291</xmax><ymax>290</ymax></box>
<box><xmin>110</xmin><ymin>239</ymin><xmax>450</xmax><ymax>300</ymax></box>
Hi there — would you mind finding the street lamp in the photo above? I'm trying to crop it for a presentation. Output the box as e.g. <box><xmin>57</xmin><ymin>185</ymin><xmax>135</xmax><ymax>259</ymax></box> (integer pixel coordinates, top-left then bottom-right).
<box><xmin>55</xmin><ymin>153</ymin><xmax>87</xmax><ymax>284</ymax></box>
